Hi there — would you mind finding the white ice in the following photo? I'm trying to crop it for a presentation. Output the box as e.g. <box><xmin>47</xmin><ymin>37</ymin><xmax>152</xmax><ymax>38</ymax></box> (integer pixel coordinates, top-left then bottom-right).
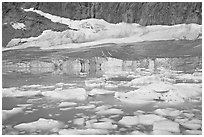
<box><xmin>11</xmin><ymin>22</ymin><xmax>26</xmax><ymax>30</ymax></box>
<box><xmin>86</xmin><ymin>121</ymin><xmax>117</xmax><ymax>129</ymax></box>
<box><xmin>153</xmin><ymin>120</ymin><xmax>180</xmax><ymax>133</ymax></box>
<box><xmin>58</xmin><ymin>102</ymin><xmax>77</xmax><ymax>107</ymax></box>
<box><xmin>73</xmin><ymin>118</ymin><xmax>85</xmax><ymax>126</ymax></box>
<box><xmin>42</xmin><ymin>88</ymin><xmax>87</xmax><ymax>101</ymax></box>
<box><xmin>58</xmin><ymin>129</ymin><xmax>109</xmax><ymax>135</ymax></box>
<box><xmin>2</xmin><ymin>107</ymin><xmax>24</xmax><ymax>122</ymax></box>
<box><xmin>14</xmin><ymin>118</ymin><xmax>64</xmax><ymax>131</ymax></box>
<box><xmin>2</xmin><ymin>87</ymin><xmax>41</xmax><ymax>97</ymax></box>
<box><xmin>75</xmin><ymin>104</ymin><xmax>96</xmax><ymax>109</ymax></box>
<box><xmin>96</xmin><ymin>108</ymin><xmax>124</xmax><ymax>115</ymax></box>
<box><xmin>138</xmin><ymin>114</ymin><xmax>166</xmax><ymax>125</ymax></box>
<box><xmin>89</xmin><ymin>88</ymin><xmax>115</xmax><ymax>96</ymax></box>
<box><xmin>4</xmin><ymin>8</ymin><xmax>201</xmax><ymax>51</ymax></box>
<box><xmin>154</xmin><ymin>108</ymin><xmax>182</xmax><ymax>117</ymax></box>
<box><xmin>118</xmin><ymin>116</ymin><xmax>139</xmax><ymax>126</ymax></box>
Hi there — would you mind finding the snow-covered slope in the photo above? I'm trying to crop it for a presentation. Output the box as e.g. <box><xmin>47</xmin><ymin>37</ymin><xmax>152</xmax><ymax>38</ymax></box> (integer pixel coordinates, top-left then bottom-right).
<box><xmin>4</xmin><ymin>8</ymin><xmax>202</xmax><ymax>51</ymax></box>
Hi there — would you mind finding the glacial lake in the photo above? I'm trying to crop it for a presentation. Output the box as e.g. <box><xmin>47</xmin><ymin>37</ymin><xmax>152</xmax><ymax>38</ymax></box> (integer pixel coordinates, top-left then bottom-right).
<box><xmin>2</xmin><ymin>47</ymin><xmax>202</xmax><ymax>135</ymax></box>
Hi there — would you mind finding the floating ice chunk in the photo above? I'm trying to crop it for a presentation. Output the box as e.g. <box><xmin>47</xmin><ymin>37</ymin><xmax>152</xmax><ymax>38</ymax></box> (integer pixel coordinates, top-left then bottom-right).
<box><xmin>60</xmin><ymin>108</ymin><xmax>72</xmax><ymax>111</ymax></box>
<box><xmin>73</xmin><ymin>118</ymin><xmax>85</xmax><ymax>126</ymax></box>
<box><xmin>175</xmin><ymin>74</ymin><xmax>202</xmax><ymax>83</ymax></box>
<box><xmin>183</xmin><ymin>112</ymin><xmax>194</xmax><ymax>118</ymax></box>
<box><xmin>174</xmin><ymin>83</ymin><xmax>202</xmax><ymax>98</ymax></box>
<box><xmin>96</xmin><ymin>108</ymin><xmax>123</xmax><ymax>115</ymax></box>
<box><xmin>94</xmin><ymin>105</ymin><xmax>112</xmax><ymax>112</ymax></box>
<box><xmin>188</xmin><ymin>118</ymin><xmax>202</xmax><ymax>124</ymax></box>
<box><xmin>128</xmin><ymin>75</ymin><xmax>161</xmax><ymax>86</ymax></box>
<box><xmin>152</xmin><ymin>130</ymin><xmax>173</xmax><ymax>135</ymax></box>
<box><xmin>181</xmin><ymin>122</ymin><xmax>201</xmax><ymax>130</ymax></box>
<box><xmin>2</xmin><ymin>107</ymin><xmax>24</xmax><ymax>121</ymax></box>
<box><xmin>130</xmin><ymin>130</ymin><xmax>146</xmax><ymax>135</ymax></box>
<box><xmin>114</xmin><ymin>89</ymin><xmax>158</xmax><ymax>104</ymax></box>
<box><xmin>184</xmin><ymin>130</ymin><xmax>202</xmax><ymax>135</ymax></box>
<box><xmin>153</xmin><ymin>120</ymin><xmax>180</xmax><ymax>133</ymax></box>
<box><xmin>85</xmin><ymin>78</ymin><xmax>105</xmax><ymax>88</ymax></box>
<box><xmin>144</xmin><ymin>82</ymin><xmax>173</xmax><ymax>93</ymax></box>
<box><xmin>42</xmin><ymin>88</ymin><xmax>87</xmax><ymax>101</ymax></box>
<box><xmin>115</xmin><ymin>81</ymin><xmax>201</xmax><ymax>104</ymax></box>
<box><xmin>87</xmin><ymin>121</ymin><xmax>117</xmax><ymax>129</ymax></box>
<box><xmin>75</xmin><ymin>104</ymin><xmax>95</xmax><ymax>109</ymax></box>
<box><xmin>99</xmin><ymin>118</ymin><xmax>115</xmax><ymax>123</ymax></box>
<box><xmin>16</xmin><ymin>104</ymin><xmax>32</xmax><ymax>107</ymax></box>
<box><xmin>174</xmin><ymin>118</ymin><xmax>189</xmax><ymax>124</ymax></box>
<box><xmin>89</xmin><ymin>88</ymin><xmax>115</xmax><ymax>96</ymax></box>
<box><xmin>109</xmin><ymin>115</ymin><xmax>120</xmax><ymax>118</ymax></box>
<box><xmin>38</xmin><ymin>85</ymin><xmax>56</xmax><ymax>90</ymax></box>
<box><xmin>22</xmin><ymin>84</ymin><xmax>42</xmax><ymax>88</ymax></box>
<box><xmin>58</xmin><ymin>129</ymin><xmax>109</xmax><ymax>135</ymax></box>
<box><xmin>58</xmin><ymin>102</ymin><xmax>77</xmax><ymax>107</ymax></box>
<box><xmin>138</xmin><ymin>114</ymin><xmax>166</xmax><ymax>125</ymax></box>
<box><xmin>154</xmin><ymin>108</ymin><xmax>181</xmax><ymax>117</ymax></box>
<box><xmin>2</xmin><ymin>88</ymin><xmax>41</xmax><ymax>97</ymax></box>
<box><xmin>14</xmin><ymin>118</ymin><xmax>64</xmax><ymax>131</ymax></box>
<box><xmin>55</xmin><ymin>82</ymin><xmax>64</xmax><ymax>87</ymax></box>
<box><xmin>118</xmin><ymin>116</ymin><xmax>139</xmax><ymax>126</ymax></box>
<box><xmin>104</xmin><ymin>84</ymin><xmax>118</xmax><ymax>89</ymax></box>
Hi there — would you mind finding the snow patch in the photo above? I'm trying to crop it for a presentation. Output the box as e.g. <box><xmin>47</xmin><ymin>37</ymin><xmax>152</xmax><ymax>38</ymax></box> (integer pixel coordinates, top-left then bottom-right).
<box><xmin>11</xmin><ymin>22</ymin><xmax>26</xmax><ymax>30</ymax></box>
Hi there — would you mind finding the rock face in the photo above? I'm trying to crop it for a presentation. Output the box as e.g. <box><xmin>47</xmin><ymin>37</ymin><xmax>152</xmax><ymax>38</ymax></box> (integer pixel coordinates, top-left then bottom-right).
<box><xmin>2</xmin><ymin>2</ymin><xmax>202</xmax><ymax>47</ymax></box>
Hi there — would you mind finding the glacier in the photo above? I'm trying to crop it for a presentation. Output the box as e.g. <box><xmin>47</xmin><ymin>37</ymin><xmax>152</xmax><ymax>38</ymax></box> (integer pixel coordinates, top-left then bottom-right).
<box><xmin>4</xmin><ymin>8</ymin><xmax>202</xmax><ymax>51</ymax></box>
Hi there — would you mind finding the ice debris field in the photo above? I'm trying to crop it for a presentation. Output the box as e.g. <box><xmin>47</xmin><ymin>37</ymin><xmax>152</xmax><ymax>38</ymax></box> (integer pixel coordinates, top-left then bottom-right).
<box><xmin>2</xmin><ymin>58</ymin><xmax>202</xmax><ymax>134</ymax></box>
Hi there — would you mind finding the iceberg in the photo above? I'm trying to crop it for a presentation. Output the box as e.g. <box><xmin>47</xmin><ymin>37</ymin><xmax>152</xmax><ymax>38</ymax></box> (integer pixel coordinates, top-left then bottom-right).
<box><xmin>115</xmin><ymin>82</ymin><xmax>202</xmax><ymax>104</ymax></box>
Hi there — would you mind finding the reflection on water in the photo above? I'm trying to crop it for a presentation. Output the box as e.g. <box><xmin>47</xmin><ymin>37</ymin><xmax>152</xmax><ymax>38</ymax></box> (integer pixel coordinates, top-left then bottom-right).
<box><xmin>2</xmin><ymin>56</ymin><xmax>202</xmax><ymax>76</ymax></box>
